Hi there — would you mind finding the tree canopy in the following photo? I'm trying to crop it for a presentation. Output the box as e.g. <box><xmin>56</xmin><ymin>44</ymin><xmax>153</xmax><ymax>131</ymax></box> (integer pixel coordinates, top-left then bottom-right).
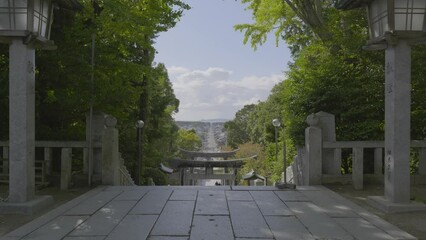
<box><xmin>227</xmin><ymin>0</ymin><xmax>426</xmax><ymax>181</ymax></box>
<box><xmin>0</xmin><ymin>0</ymin><xmax>190</xmax><ymax>183</ymax></box>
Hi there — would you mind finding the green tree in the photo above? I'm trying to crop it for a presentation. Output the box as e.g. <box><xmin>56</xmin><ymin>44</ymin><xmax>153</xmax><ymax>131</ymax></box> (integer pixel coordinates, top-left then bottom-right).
<box><xmin>230</xmin><ymin>1</ymin><xmax>375</xmax><ymax>176</ymax></box>
<box><xmin>224</xmin><ymin>104</ymin><xmax>256</xmax><ymax>148</ymax></box>
<box><xmin>0</xmin><ymin>0</ymin><xmax>190</xmax><ymax>183</ymax></box>
<box><xmin>233</xmin><ymin>0</ymin><xmax>426</xmax><ymax>176</ymax></box>
<box><xmin>233</xmin><ymin>142</ymin><xmax>266</xmax><ymax>185</ymax></box>
<box><xmin>176</xmin><ymin>129</ymin><xmax>202</xmax><ymax>152</ymax></box>
<box><xmin>234</xmin><ymin>0</ymin><xmax>350</xmax><ymax>55</ymax></box>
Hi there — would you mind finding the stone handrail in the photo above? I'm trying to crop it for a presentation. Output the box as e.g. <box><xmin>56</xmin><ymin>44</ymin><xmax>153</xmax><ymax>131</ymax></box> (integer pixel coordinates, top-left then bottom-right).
<box><xmin>323</xmin><ymin>141</ymin><xmax>383</xmax><ymax>148</ymax></box>
<box><xmin>320</xmin><ymin>140</ymin><xmax>426</xmax><ymax>189</ymax></box>
<box><xmin>323</xmin><ymin>140</ymin><xmax>426</xmax><ymax>149</ymax></box>
<box><xmin>2</xmin><ymin>135</ymin><xmax>135</xmax><ymax>189</ymax></box>
<box><xmin>296</xmin><ymin>111</ymin><xmax>426</xmax><ymax>193</ymax></box>
<box><xmin>0</xmin><ymin>141</ymin><xmax>88</xmax><ymax>190</ymax></box>
<box><xmin>119</xmin><ymin>165</ymin><xmax>135</xmax><ymax>186</ymax></box>
<box><xmin>0</xmin><ymin>141</ymin><xmax>102</xmax><ymax>148</ymax></box>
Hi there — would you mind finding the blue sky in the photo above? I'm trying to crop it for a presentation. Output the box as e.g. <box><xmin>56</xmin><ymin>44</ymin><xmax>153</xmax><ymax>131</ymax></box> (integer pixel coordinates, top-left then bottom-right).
<box><xmin>154</xmin><ymin>0</ymin><xmax>292</xmax><ymax>121</ymax></box>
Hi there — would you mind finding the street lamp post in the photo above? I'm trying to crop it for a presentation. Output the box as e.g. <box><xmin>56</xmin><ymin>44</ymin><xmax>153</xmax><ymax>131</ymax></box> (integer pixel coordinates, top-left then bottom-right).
<box><xmin>272</xmin><ymin>118</ymin><xmax>281</xmax><ymax>165</ymax></box>
<box><xmin>136</xmin><ymin>120</ymin><xmax>144</xmax><ymax>185</ymax></box>
<box><xmin>0</xmin><ymin>0</ymin><xmax>55</xmax><ymax>205</ymax></box>
<box><xmin>272</xmin><ymin>119</ymin><xmax>296</xmax><ymax>189</ymax></box>
<box><xmin>337</xmin><ymin>0</ymin><xmax>426</xmax><ymax>208</ymax></box>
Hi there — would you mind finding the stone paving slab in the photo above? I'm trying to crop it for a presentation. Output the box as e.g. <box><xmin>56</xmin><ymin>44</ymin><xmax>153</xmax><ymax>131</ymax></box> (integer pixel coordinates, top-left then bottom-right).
<box><xmin>3</xmin><ymin>187</ymin><xmax>106</xmax><ymax>239</ymax></box>
<box><xmin>148</xmin><ymin>237</ymin><xmax>189</xmax><ymax>240</ymax></box>
<box><xmin>114</xmin><ymin>188</ymin><xmax>148</xmax><ymax>201</ymax></box>
<box><xmin>274</xmin><ymin>190</ymin><xmax>309</xmax><ymax>202</ymax></box>
<box><xmin>0</xmin><ymin>186</ymin><xmax>418</xmax><ymax>240</ymax></box>
<box><xmin>301</xmin><ymin>190</ymin><xmax>358</xmax><ymax>218</ymax></box>
<box><xmin>170</xmin><ymin>190</ymin><xmax>197</xmax><ymax>201</ymax></box>
<box><xmin>231</xmin><ymin>186</ymin><xmax>277</xmax><ymax>191</ymax></box>
<box><xmin>69</xmin><ymin>201</ymin><xmax>136</xmax><ymax>236</ymax></box>
<box><xmin>318</xmin><ymin>186</ymin><xmax>417</xmax><ymax>240</ymax></box>
<box><xmin>250</xmin><ymin>191</ymin><xmax>293</xmax><ymax>216</ymax></box>
<box><xmin>225</xmin><ymin>190</ymin><xmax>253</xmax><ymax>201</ymax></box>
<box><xmin>65</xmin><ymin>190</ymin><xmax>122</xmax><ymax>216</ymax></box>
<box><xmin>228</xmin><ymin>201</ymin><xmax>274</xmax><ymax>238</ymax></box>
<box><xmin>190</xmin><ymin>215</ymin><xmax>234</xmax><ymax>240</ymax></box>
<box><xmin>264</xmin><ymin>216</ymin><xmax>315</xmax><ymax>240</ymax></box>
<box><xmin>130</xmin><ymin>189</ymin><xmax>172</xmax><ymax>215</ymax></box>
<box><xmin>63</xmin><ymin>237</ymin><xmax>106</xmax><ymax>240</ymax></box>
<box><xmin>336</xmin><ymin>217</ymin><xmax>396</xmax><ymax>240</ymax></box>
<box><xmin>150</xmin><ymin>200</ymin><xmax>195</xmax><ymax>236</ymax></box>
<box><xmin>106</xmin><ymin>186</ymin><xmax>230</xmax><ymax>191</ymax></box>
<box><xmin>195</xmin><ymin>190</ymin><xmax>228</xmax><ymax>215</ymax></box>
<box><xmin>106</xmin><ymin>215</ymin><xmax>157</xmax><ymax>240</ymax></box>
<box><xmin>286</xmin><ymin>202</ymin><xmax>355</xmax><ymax>240</ymax></box>
<box><xmin>22</xmin><ymin>216</ymin><xmax>88</xmax><ymax>240</ymax></box>
<box><xmin>235</xmin><ymin>239</ymin><xmax>274</xmax><ymax>240</ymax></box>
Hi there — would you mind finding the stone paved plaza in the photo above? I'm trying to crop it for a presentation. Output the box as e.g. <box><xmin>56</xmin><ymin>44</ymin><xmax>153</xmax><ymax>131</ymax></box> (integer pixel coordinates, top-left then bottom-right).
<box><xmin>1</xmin><ymin>185</ymin><xmax>416</xmax><ymax>240</ymax></box>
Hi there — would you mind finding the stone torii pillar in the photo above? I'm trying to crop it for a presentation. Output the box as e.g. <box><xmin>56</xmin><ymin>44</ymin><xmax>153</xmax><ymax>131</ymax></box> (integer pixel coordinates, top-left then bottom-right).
<box><xmin>384</xmin><ymin>40</ymin><xmax>411</xmax><ymax>204</ymax></box>
<box><xmin>8</xmin><ymin>39</ymin><xmax>36</xmax><ymax>203</ymax></box>
<box><xmin>368</xmin><ymin>40</ymin><xmax>426</xmax><ymax>212</ymax></box>
<box><xmin>0</xmin><ymin>39</ymin><xmax>52</xmax><ymax>214</ymax></box>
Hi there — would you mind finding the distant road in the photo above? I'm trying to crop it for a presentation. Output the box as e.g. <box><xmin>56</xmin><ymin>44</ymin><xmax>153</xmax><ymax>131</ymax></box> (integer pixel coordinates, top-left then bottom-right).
<box><xmin>200</xmin><ymin>123</ymin><xmax>220</xmax><ymax>186</ymax></box>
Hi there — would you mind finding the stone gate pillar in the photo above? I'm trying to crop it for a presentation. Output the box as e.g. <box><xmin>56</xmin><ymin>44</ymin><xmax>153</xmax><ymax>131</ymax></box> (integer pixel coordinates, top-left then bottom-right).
<box><xmin>383</xmin><ymin>40</ymin><xmax>411</xmax><ymax>203</ymax></box>
<box><xmin>8</xmin><ymin>39</ymin><xmax>35</xmax><ymax>203</ymax></box>
<box><xmin>305</xmin><ymin>114</ymin><xmax>322</xmax><ymax>185</ymax></box>
<box><xmin>315</xmin><ymin>111</ymin><xmax>340</xmax><ymax>175</ymax></box>
<box><xmin>102</xmin><ymin>115</ymin><xmax>120</xmax><ymax>185</ymax></box>
<box><xmin>86</xmin><ymin>111</ymin><xmax>106</xmax><ymax>185</ymax></box>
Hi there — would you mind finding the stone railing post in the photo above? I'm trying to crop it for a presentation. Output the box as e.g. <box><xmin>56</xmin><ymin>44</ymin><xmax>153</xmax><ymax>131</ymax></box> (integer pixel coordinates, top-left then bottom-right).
<box><xmin>44</xmin><ymin>147</ymin><xmax>52</xmax><ymax>176</ymax></box>
<box><xmin>2</xmin><ymin>147</ymin><xmax>8</xmax><ymax>174</ymax></box>
<box><xmin>292</xmin><ymin>147</ymin><xmax>303</xmax><ymax>186</ymax></box>
<box><xmin>83</xmin><ymin>148</ymin><xmax>89</xmax><ymax>174</ymax></box>
<box><xmin>101</xmin><ymin>115</ymin><xmax>120</xmax><ymax>185</ymax></box>
<box><xmin>419</xmin><ymin>148</ymin><xmax>426</xmax><ymax>175</ymax></box>
<box><xmin>334</xmin><ymin>148</ymin><xmax>342</xmax><ymax>173</ymax></box>
<box><xmin>61</xmin><ymin>148</ymin><xmax>72</xmax><ymax>190</ymax></box>
<box><xmin>305</xmin><ymin>114</ymin><xmax>322</xmax><ymax>185</ymax></box>
<box><xmin>86</xmin><ymin>111</ymin><xmax>106</xmax><ymax>185</ymax></box>
<box><xmin>374</xmin><ymin>148</ymin><xmax>383</xmax><ymax>176</ymax></box>
<box><xmin>315</xmin><ymin>112</ymin><xmax>340</xmax><ymax>175</ymax></box>
<box><xmin>353</xmin><ymin>147</ymin><xmax>364</xmax><ymax>190</ymax></box>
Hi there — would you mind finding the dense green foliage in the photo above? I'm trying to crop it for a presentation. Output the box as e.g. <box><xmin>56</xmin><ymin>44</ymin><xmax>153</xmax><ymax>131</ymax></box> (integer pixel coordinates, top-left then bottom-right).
<box><xmin>176</xmin><ymin>128</ymin><xmax>202</xmax><ymax>152</ymax></box>
<box><xmin>0</xmin><ymin>0</ymin><xmax>189</xmax><ymax>183</ymax></box>
<box><xmin>227</xmin><ymin>0</ymin><xmax>426</xmax><ymax>180</ymax></box>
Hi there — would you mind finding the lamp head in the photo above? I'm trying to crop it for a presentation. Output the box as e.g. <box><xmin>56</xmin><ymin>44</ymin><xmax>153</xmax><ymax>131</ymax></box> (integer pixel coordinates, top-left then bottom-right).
<box><xmin>337</xmin><ymin>0</ymin><xmax>426</xmax><ymax>46</ymax></box>
<box><xmin>272</xmin><ymin>119</ymin><xmax>281</xmax><ymax>127</ymax></box>
<box><xmin>0</xmin><ymin>0</ymin><xmax>54</xmax><ymax>44</ymax></box>
<box><xmin>136</xmin><ymin>120</ymin><xmax>144</xmax><ymax>128</ymax></box>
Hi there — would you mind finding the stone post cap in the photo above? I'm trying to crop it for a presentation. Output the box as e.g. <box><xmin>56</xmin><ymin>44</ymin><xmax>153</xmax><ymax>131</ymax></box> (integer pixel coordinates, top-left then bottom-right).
<box><xmin>105</xmin><ymin>115</ymin><xmax>117</xmax><ymax>128</ymax></box>
<box><xmin>306</xmin><ymin>113</ymin><xmax>319</xmax><ymax>126</ymax></box>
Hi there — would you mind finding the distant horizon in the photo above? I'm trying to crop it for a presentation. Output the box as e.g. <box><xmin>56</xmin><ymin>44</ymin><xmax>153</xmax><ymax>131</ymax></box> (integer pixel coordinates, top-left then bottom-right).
<box><xmin>175</xmin><ymin>118</ymin><xmax>231</xmax><ymax>123</ymax></box>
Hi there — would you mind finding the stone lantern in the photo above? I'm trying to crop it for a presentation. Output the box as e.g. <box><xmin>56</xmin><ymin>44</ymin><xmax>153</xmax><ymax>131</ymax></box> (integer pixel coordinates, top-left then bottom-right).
<box><xmin>337</xmin><ymin>0</ymin><xmax>426</xmax><ymax>212</ymax></box>
<box><xmin>0</xmin><ymin>0</ymin><xmax>54</xmax><ymax>43</ymax></box>
<box><xmin>338</xmin><ymin>0</ymin><xmax>426</xmax><ymax>46</ymax></box>
<box><xmin>0</xmin><ymin>0</ymin><xmax>79</xmax><ymax>213</ymax></box>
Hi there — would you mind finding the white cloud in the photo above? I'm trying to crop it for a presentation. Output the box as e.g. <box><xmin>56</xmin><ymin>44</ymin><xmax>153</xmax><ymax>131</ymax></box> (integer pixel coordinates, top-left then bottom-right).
<box><xmin>167</xmin><ymin>66</ymin><xmax>190</xmax><ymax>76</ymax></box>
<box><xmin>168</xmin><ymin>66</ymin><xmax>284</xmax><ymax>121</ymax></box>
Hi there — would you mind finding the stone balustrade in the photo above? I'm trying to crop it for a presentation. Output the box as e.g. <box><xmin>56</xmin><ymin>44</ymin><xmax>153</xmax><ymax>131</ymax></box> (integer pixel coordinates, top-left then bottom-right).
<box><xmin>0</xmin><ymin>112</ymin><xmax>136</xmax><ymax>193</ymax></box>
<box><xmin>294</xmin><ymin>111</ymin><xmax>426</xmax><ymax>190</ymax></box>
<box><xmin>321</xmin><ymin>140</ymin><xmax>426</xmax><ymax>189</ymax></box>
<box><xmin>0</xmin><ymin>141</ymin><xmax>89</xmax><ymax>190</ymax></box>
